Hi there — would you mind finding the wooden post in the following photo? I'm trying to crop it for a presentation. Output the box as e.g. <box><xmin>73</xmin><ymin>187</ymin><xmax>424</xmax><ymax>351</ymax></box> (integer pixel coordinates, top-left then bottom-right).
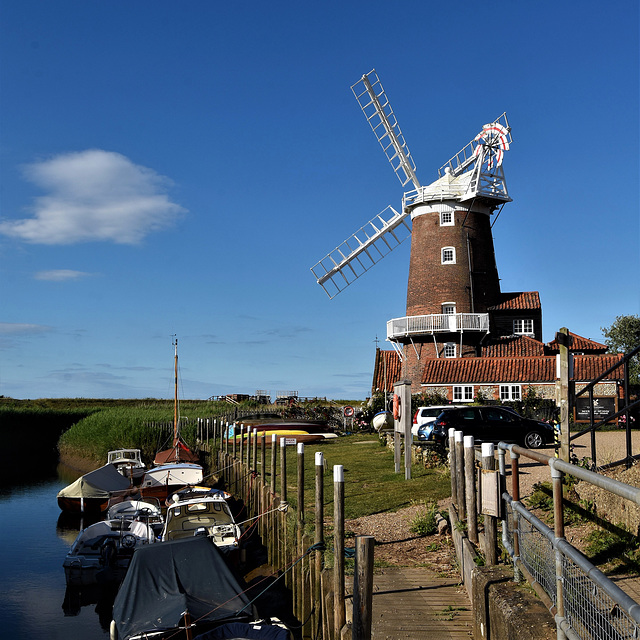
<box><xmin>352</xmin><ymin>536</ymin><xmax>374</xmax><ymax>640</ymax></box>
<box><xmin>232</xmin><ymin>424</ymin><xmax>237</xmax><ymax>459</ymax></box>
<box><xmin>482</xmin><ymin>442</ymin><xmax>498</xmax><ymax>565</ymax></box>
<box><xmin>556</xmin><ymin>327</ymin><xmax>572</xmax><ymax>463</ymax></box>
<box><xmin>448</xmin><ymin>428</ymin><xmax>458</xmax><ymax>509</ymax></box>
<box><xmin>297</xmin><ymin>443</ymin><xmax>305</xmax><ymax>617</ymax></box>
<box><xmin>464</xmin><ymin>435</ymin><xmax>478</xmax><ymax>543</ymax></box>
<box><xmin>333</xmin><ymin>465</ymin><xmax>345</xmax><ymax>639</ymax></box>
<box><xmin>315</xmin><ymin>451</ymin><xmax>325</xmax><ymax>638</ymax></box>
<box><xmin>280</xmin><ymin>437</ymin><xmax>288</xmax><ymax>583</ymax></box>
<box><xmin>551</xmin><ymin>459</ymin><xmax>567</xmax><ymax>640</ymax></box>
<box><xmin>280</xmin><ymin>437</ymin><xmax>287</xmax><ymax>502</ymax></box>
<box><xmin>270</xmin><ymin>434</ymin><xmax>277</xmax><ymax>494</ymax></box>
<box><xmin>455</xmin><ymin>430</ymin><xmax>465</xmax><ymax>520</ymax></box>
<box><xmin>239</xmin><ymin>424</ymin><xmax>244</xmax><ymax>465</ymax></box>
<box><xmin>260</xmin><ymin>432</ymin><xmax>266</xmax><ymax>479</ymax></box>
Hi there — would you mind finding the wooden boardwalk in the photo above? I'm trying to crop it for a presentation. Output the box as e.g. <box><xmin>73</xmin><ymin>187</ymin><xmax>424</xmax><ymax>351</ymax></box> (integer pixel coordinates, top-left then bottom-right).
<box><xmin>349</xmin><ymin>567</ymin><xmax>473</xmax><ymax>639</ymax></box>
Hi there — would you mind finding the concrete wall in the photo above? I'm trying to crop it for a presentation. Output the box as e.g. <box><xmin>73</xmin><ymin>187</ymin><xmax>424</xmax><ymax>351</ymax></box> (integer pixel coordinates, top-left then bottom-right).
<box><xmin>449</xmin><ymin>505</ymin><xmax>555</xmax><ymax>639</ymax></box>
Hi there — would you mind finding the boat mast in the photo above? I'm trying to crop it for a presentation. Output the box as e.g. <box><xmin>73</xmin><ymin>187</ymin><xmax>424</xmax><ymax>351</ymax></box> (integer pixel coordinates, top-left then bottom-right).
<box><xmin>173</xmin><ymin>336</ymin><xmax>179</xmax><ymax>453</ymax></box>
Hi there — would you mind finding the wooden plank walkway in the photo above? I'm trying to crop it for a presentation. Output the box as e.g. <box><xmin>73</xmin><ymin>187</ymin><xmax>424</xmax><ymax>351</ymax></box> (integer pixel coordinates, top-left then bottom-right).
<box><xmin>349</xmin><ymin>567</ymin><xmax>473</xmax><ymax>639</ymax></box>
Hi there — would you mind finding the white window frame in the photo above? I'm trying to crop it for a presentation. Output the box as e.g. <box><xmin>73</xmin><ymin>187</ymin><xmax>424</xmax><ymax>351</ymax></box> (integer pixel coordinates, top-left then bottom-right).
<box><xmin>440</xmin><ymin>211</ymin><xmax>453</xmax><ymax>226</ymax></box>
<box><xmin>441</xmin><ymin>302</ymin><xmax>456</xmax><ymax>315</ymax></box>
<box><xmin>453</xmin><ymin>385</ymin><xmax>474</xmax><ymax>402</ymax></box>
<box><xmin>444</xmin><ymin>342</ymin><xmax>456</xmax><ymax>358</ymax></box>
<box><xmin>441</xmin><ymin>247</ymin><xmax>456</xmax><ymax>264</ymax></box>
<box><xmin>513</xmin><ymin>319</ymin><xmax>534</xmax><ymax>335</ymax></box>
<box><xmin>500</xmin><ymin>384</ymin><xmax>521</xmax><ymax>401</ymax></box>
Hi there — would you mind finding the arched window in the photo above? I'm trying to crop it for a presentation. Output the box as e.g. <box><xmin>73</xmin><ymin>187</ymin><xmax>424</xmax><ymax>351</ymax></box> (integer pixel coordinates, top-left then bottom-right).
<box><xmin>441</xmin><ymin>247</ymin><xmax>456</xmax><ymax>264</ymax></box>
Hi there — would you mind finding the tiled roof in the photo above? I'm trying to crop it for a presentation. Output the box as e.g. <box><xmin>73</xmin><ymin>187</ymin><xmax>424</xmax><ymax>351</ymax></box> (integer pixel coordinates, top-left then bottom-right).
<box><xmin>488</xmin><ymin>291</ymin><xmax>541</xmax><ymax>311</ymax></box>
<box><xmin>421</xmin><ymin>354</ymin><xmax>624</xmax><ymax>385</ymax></box>
<box><xmin>547</xmin><ymin>331</ymin><xmax>607</xmax><ymax>353</ymax></box>
<box><xmin>482</xmin><ymin>335</ymin><xmax>546</xmax><ymax>358</ymax></box>
<box><xmin>371</xmin><ymin>349</ymin><xmax>402</xmax><ymax>394</ymax></box>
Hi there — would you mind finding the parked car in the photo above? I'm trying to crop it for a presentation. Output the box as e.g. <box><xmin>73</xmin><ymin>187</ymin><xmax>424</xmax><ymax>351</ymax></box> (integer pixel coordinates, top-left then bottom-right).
<box><xmin>412</xmin><ymin>405</ymin><xmax>454</xmax><ymax>442</ymax></box>
<box><xmin>432</xmin><ymin>406</ymin><xmax>554</xmax><ymax>449</ymax></box>
<box><xmin>412</xmin><ymin>406</ymin><xmax>451</xmax><ymax>437</ymax></box>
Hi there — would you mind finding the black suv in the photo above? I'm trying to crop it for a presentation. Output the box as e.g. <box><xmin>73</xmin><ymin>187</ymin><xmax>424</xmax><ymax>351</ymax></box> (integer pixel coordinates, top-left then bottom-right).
<box><xmin>432</xmin><ymin>406</ymin><xmax>554</xmax><ymax>449</ymax></box>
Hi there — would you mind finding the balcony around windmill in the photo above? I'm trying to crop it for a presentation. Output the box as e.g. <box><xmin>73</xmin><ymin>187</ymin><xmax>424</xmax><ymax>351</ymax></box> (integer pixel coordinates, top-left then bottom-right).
<box><xmin>386</xmin><ymin>313</ymin><xmax>490</xmax><ymax>341</ymax></box>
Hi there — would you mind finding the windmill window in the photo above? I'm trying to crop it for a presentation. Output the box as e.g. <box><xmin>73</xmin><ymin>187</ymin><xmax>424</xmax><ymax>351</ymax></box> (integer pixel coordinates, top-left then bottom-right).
<box><xmin>444</xmin><ymin>342</ymin><xmax>456</xmax><ymax>358</ymax></box>
<box><xmin>453</xmin><ymin>385</ymin><xmax>474</xmax><ymax>402</ymax></box>
<box><xmin>442</xmin><ymin>303</ymin><xmax>456</xmax><ymax>315</ymax></box>
<box><xmin>441</xmin><ymin>247</ymin><xmax>456</xmax><ymax>264</ymax></box>
<box><xmin>513</xmin><ymin>319</ymin><xmax>534</xmax><ymax>335</ymax></box>
<box><xmin>440</xmin><ymin>211</ymin><xmax>453</xmax><ymax>226</ymax></box>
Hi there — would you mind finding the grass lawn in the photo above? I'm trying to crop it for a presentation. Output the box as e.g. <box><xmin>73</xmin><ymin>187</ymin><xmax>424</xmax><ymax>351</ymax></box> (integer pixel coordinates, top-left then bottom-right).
<box><xmin>272</xmin><ymin>433</ymin><xmax>451</xmax><ymax>520</ymax></box>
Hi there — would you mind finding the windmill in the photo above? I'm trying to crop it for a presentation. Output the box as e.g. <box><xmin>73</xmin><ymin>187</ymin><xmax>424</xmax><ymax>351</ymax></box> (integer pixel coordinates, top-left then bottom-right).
<box><xmin>311</xmin><ymin>69</ymin><xmax>512</xmax><ymax>300</ymax></box>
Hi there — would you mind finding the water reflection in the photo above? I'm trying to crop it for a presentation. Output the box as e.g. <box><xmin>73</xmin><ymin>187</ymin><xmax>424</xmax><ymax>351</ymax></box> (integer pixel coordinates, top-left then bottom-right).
<box><xmin>0</xmin><ymin>470</ymin><xmax>119</xmax><ymax>639</ymax></box>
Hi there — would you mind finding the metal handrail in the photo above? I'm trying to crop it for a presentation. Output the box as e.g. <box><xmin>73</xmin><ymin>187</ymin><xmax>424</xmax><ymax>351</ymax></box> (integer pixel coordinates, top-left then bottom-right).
<box><xmin>498</xmin><ymin>442</ymin><xmax>640</xmax><ymax>639</ymax></box>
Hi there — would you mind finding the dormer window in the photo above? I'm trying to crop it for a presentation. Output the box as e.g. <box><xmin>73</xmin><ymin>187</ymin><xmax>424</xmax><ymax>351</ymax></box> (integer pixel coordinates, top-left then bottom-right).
<box><xmin>440</xmin><ymin>211</ymin><xmax>453</xmax><ymax>226</ymax></box>
<box><xmin>514</xmin><ymin>319</ymin><xmax>534</xmax><ymax>335</ymax></box>
<box><xmin>441</xmin><ymin>247</ymin><xmax>456</xmax><ymax>264</ymax></box>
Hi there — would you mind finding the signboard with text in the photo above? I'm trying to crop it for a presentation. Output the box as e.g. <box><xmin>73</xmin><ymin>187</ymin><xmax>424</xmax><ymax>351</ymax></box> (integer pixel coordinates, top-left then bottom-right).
<box><xmin>574</xmin><ymin>396</ymin><xmax>617</xmax><ymax>423</ymax></box>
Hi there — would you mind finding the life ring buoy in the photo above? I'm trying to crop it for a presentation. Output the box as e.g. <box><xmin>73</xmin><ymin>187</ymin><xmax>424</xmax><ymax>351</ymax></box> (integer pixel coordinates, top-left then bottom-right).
<box><xmin>343</xmin><ymin>405</ymin><xmax>354</xmax><ymax>418</ymax></box>
<box><xmin>393</xmin><ymin>394</ymin><xmax>401</xmax><ymax>420</ymax></box>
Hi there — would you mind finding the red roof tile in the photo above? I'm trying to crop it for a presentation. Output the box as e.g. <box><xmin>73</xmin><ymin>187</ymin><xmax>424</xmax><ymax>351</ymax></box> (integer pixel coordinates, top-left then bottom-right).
<box><xmin>420</xmin><ymin>354</ymin><xmax>624</xmax><ymax>385</ymax></box>
<box><xmin>371</xmin><ymin>349</ymin><xmax>402</xmax><ymax>394</ymax></box>
<box><xmin>488</xmin><ymin>291</ymin><xmax>541</xmax><ymax>311</ymax></box>
<box><xmin>482</xmin><ymin>335</ymin><xmax>545</xmax><ymax>357</ymax></box>
<box><xmin>547</xmin><ymin>331</ymin><xmax>607</xmax><ymax>353</ymax></box>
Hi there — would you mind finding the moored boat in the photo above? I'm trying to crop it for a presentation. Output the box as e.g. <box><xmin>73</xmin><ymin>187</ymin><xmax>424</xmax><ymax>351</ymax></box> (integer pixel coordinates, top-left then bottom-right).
<box><xmin>57</xmin><ymin>464</ymin><xmax>136</xmax><ymax>514</ymax></box>
<box><xmin>139</xmin><ymin>462</ymin><xmax>204</xmax><ymax>501</ymax></box>
<box><xmin>109</xmin><ymin>536</ymin><xmax>292</xmax><ymax>640</ymax></box>
<box><xmin>107</xmin><ymin>449</ymin><xmax>146</xmax><ymax>482</ymax></box>
<box><xmin>141</xmin><ymin>337</ymin><xmax>204</xmax><ymax>501</ymax></box>
<box><xmin>63</xmin><ymin>517</ymin><xmax>157</xmax><ymax>586</ymax></box>
<box><xmin>161</xmin><ymin>490</ymin><xmax>242</xmax><ymax>558</ymax></box>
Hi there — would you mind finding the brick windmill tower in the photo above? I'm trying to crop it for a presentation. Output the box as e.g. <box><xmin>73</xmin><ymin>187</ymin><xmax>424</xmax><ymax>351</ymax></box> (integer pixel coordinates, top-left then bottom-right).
<box><xmin>311</xmin><ymin>70</ymin><xmax>513</xmax><ymax>389</ymax></box>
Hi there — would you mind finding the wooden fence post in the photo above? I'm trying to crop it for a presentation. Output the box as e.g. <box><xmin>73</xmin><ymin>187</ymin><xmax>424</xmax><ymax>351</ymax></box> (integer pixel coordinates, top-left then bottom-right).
<box><xmin>455</xmin><ymin>430</ymin><xmax>466</xmax><ymax>520</ymax></box>
<box><xmin>482</xmin><ymin>442</ymin><xmax>498</xmax><ymax>565</ymax></box>
<box><xmin>464</xmin><ymin>435</ymin><xmax>478</xmax><ymax>543</ymax></box>
<box><xmin>352</xmin><ymin>536</ymin><xmax>374</xmax><ymax>640</ymax></box>
<box><xmin>449</xmin><ymin>428</ymin><xmax>458</xmax><ymax>509</ymax></box>
<box><xmin>333</xmin><ymin>465</ymin><xmax>345</xmax><ymax>639</ymax></box>
<box><xmin>315</xmin><ymin>451</ymin><xmax>325</xmax><ymax>638</ymax></box>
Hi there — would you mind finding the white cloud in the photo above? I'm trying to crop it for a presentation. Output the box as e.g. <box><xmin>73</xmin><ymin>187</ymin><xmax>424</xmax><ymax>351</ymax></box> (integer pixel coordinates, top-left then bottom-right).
<box><xmin>34</xmin><ymin>269</ymin><xmax>93</xmax><ymax>281</ymax></box>
<box><xmin>0</xmin><ymin>150</ymin><xmax>187</xmax><ymax>245</ymax></box>
<box><xmin>0</xmin><ymin>322</ymin><xmax>52</xmax><ymax>335</ymax></box>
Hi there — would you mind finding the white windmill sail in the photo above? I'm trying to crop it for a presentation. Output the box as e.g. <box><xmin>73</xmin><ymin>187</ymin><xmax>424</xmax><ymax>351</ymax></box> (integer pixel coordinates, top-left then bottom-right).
<box><xmin>311</xmin><ymin>70</ymin><xmax>417</xmax><ymax>298</ymax></box>
<box><xmin>310</xmin><ymin>205</ymin><xmax>411</xmax><ymax>299</ymax></box>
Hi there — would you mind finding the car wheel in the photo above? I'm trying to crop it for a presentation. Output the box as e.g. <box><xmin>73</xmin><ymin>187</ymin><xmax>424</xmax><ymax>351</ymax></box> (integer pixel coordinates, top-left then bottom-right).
<box><xmin>524</xmin><ymin>430</ymin><xmax>543</xmax><ymax>449</ymax></box>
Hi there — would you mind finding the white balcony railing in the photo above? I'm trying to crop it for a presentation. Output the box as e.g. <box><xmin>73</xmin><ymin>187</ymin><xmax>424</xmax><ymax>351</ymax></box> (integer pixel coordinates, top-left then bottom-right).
<box><xmin>387</xmin><ymin>313</ymin><xmax>490</xmax><ymax>341</ymax></box>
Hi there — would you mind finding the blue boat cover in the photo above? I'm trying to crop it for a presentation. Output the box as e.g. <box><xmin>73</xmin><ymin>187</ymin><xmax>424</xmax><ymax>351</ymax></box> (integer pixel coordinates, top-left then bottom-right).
<box><xmin>193</xmin><ymin>621</ymin><xmax>291</xmax><ymax>640</ymax></box>
<box><xmin>112</xmin><ymin>536</ymin><xmax>253</xmax><ymax>639</ymax></box>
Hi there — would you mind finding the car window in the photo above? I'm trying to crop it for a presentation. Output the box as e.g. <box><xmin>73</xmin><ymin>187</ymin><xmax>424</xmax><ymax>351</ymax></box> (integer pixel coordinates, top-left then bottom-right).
<box><xmin>459</xmin><ymin>409</ymin><xmax>476</xmax><ymax>421</ymax></box>
<box><xmin>422</xmin><ymin>408</ymin><xmax>443</xmax><ymax>418</ymax></box>
<box><xmin>484</xmin><ymin>408</ymin><xmax>515</xmax><ymax>422</ymax></box>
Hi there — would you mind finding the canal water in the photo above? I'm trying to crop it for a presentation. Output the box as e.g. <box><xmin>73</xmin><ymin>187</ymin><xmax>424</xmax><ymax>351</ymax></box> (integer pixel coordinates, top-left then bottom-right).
<box><xmin>0</xmin><ymin>466</ymin><xmax>112</xmax><ymax>640</ymax></box>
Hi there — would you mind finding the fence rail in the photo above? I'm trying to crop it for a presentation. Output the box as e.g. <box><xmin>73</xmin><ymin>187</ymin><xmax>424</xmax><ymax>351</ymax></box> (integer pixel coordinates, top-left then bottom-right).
<box><xmin>499</xmin><ymin>443</ymin><xmax>640</xmax><ymax>640</ymax></box>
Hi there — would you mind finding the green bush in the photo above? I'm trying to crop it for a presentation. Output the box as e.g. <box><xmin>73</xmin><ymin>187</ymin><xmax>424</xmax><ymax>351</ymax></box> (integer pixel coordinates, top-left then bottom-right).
<box><xmin>409</xmin><ymin>501</ymin><xmax>439</xmax><ymax>536</ymax></box>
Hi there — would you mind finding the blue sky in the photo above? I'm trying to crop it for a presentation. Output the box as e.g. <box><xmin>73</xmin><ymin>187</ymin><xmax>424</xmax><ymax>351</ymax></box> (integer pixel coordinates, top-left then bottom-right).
<box><xmin>1</xmin><ymin>1</ymin><xmax>638</xmax><ymax>401</ymax></box>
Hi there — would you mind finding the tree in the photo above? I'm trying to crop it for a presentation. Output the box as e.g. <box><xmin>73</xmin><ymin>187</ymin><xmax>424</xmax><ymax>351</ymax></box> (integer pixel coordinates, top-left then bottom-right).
<box><xmin>601</xmin><ymin>314</ymin><xmax>640</xmax><ymax>385</ymax></box>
